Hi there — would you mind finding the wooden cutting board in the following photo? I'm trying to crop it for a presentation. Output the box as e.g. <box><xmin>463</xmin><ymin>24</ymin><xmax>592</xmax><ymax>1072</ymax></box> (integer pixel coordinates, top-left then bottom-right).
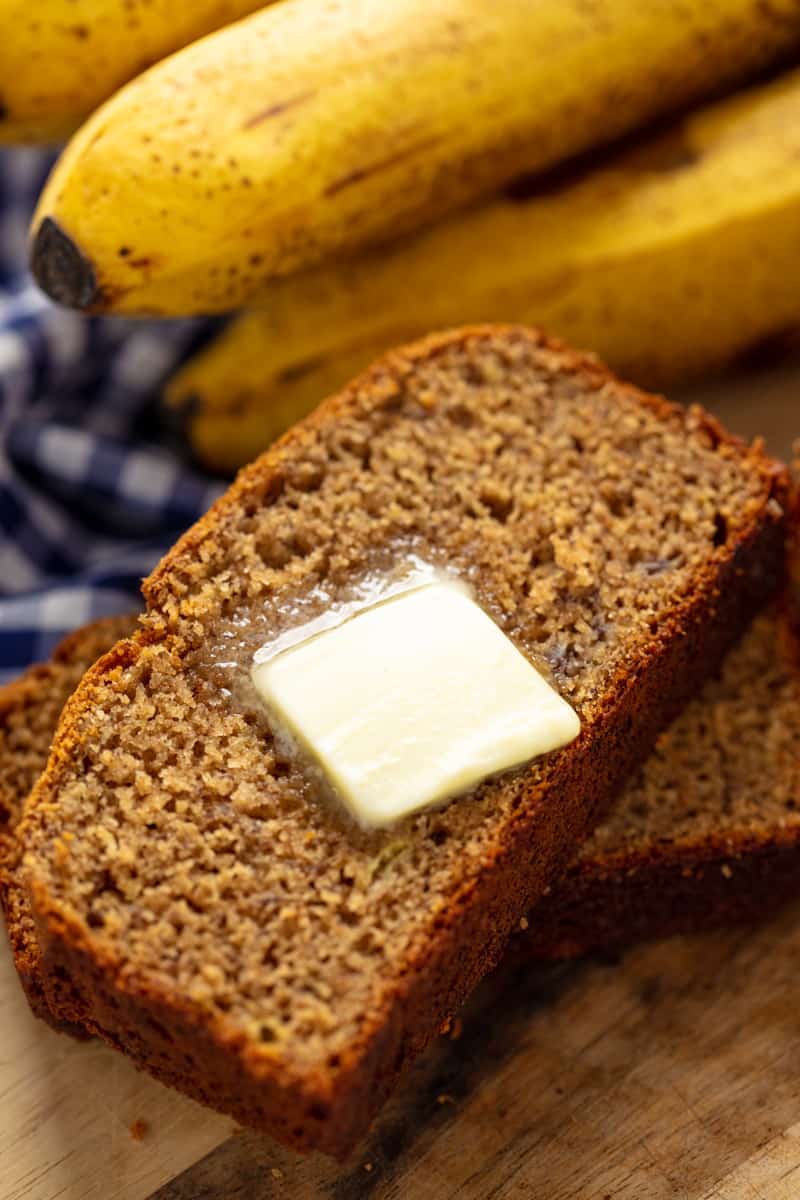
<box><xmin>1</xmin><ymin>359</ymin><xmax>798</xmax><ymax>1200</ymax></box>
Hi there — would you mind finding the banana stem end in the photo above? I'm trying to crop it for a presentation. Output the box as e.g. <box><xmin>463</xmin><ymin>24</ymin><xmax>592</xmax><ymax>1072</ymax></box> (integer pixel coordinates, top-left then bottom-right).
<box><xmin>30</xmin><ymin>217</ymin><xmax>100</xmax><ymax>311</ymax></box>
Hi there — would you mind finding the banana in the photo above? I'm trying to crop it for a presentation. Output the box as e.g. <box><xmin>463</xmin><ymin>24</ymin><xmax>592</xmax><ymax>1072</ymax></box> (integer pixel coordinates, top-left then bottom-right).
<box><xmin>166</xmin><ymin>68</ymin><xmax>800</xmax><ymax>473</ymax></box>
<box><xmin>31</xmin><ymin>0</ymin><xmax>800</xmax><ymax>316</ymax></box>
<box><xmin>0</xmin><ymin>1</ymin><xmax>269</xmax><ymax>145</ymax></box>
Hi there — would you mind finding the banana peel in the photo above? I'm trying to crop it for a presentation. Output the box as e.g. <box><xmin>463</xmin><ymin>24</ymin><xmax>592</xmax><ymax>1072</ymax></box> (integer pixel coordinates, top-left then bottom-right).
<box><xmin>166</xmin><ymin>67</ymin><xmax>800</xmax><ymax>473</ymax></box>
<box><xmin>30</xmin><ymin>0</ymin><xmax>800</xmax><ymax>314</ymax></box>
<box><xmin>0</xmin><ymin>1</ymin><xmax>268</xmax><ymax>145</ymax></box>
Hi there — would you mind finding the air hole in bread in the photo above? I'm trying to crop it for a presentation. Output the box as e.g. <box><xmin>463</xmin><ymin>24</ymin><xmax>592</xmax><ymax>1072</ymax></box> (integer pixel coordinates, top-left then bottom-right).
<box><xmin>449</xmin><ymin>404</ymin><xmax>475</xmax><ymax>429</ymax></box>
<box><xmin>712</xmin><ymin>512</ymin><xmax>728</xmax><ymax>547</ymax></box>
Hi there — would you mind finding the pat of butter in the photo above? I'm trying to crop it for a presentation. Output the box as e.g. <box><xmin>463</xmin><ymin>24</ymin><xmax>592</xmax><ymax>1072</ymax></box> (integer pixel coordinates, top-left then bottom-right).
<box><xmin>251</xmin><ymin>580</ymin><xmax>580</xmax><ymax>829</ymax></box>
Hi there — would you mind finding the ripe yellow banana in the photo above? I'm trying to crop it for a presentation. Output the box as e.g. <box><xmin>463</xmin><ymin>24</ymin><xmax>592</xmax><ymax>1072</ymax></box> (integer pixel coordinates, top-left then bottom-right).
<box><xmin>0</xmin><ymin>1</ymin><xmax>269</xmax><ymax>145</ymax></box>
<box><xmin>31</xmin><ymin>0</ymin><xmax>800</xmax><ymax>316</ymax></box>
<box><xmin>166</xmin><ymin>68</ymin><xmax>800</xmax><ymax>473</ymax></box>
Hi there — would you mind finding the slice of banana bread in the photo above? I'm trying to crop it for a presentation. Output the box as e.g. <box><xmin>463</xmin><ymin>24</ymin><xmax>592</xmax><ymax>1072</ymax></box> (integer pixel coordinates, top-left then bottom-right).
<box><xmin>19</xmin><ymin>327</ymin><xmax>790</xmax><ymax>1156</ymax></box>
<box><xmin>0</xmin><ymin>615</ymin><xmax>138</xmax><ymax>1026</ymax></box>
<box><xmin>7</xmin><ymin>608</ymin><xmax>798</xmax><ymax>1019</ymax></box>
<box><xmin>523</xmin><ymin>607</ymin><xmax>800</xmax><ymax>958</ymax></box>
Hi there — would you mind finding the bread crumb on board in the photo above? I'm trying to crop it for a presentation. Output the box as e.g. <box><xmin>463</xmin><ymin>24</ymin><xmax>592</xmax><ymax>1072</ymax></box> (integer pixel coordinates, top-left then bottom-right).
<box><xmin>130</xmin><ymin>1119</ymin><xmax>148</xmax><ymax>1141</ymax></box>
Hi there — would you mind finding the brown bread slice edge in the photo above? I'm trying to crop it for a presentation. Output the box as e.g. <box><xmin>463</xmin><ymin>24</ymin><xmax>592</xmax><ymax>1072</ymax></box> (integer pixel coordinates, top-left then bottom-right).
<box><xmin>18</xmin><ymin>327</ymin><xmax>790</xmax><ymax>1156</ymax></box>
<box><xmin>0</xmin><ymin>615</ymin><xmax>139</xmax><ymax>1027</ymax></box>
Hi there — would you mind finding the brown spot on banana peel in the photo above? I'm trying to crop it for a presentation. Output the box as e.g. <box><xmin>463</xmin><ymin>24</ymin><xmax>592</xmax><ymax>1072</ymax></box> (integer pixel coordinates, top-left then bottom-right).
<box><xmin>324</xmin><ymin>135</ymin><xmax>443</xmax><ymax>196</ymax></box>
<box><xmin>276</xmin><ymin>356</ymin><xmax>326</xmax><ymax>384</ymax></box>
<box><xmin>242</xmin><ymin>90</ymin><xmax>316</xmax><ymax>130</ymax></box>
<box><xmin>30</xmin><ymin>217</ymin><xmax>103</xmax><ymax>311</ymax></box>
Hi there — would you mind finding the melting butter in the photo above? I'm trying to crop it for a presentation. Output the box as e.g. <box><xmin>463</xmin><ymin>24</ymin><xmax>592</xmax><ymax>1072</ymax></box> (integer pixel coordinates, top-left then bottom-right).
<box><xmin>251</xmin><ymin>577</ymin><xmax>580</xmax><ymax>829</ymax></box>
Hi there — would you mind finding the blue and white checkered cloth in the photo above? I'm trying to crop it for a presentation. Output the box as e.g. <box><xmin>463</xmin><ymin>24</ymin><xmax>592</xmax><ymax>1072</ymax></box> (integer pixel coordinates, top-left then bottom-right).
<box><xmin>0</xmin><ymin>149</ymin><xmax>225</xmax><ymax>681</ymax></box>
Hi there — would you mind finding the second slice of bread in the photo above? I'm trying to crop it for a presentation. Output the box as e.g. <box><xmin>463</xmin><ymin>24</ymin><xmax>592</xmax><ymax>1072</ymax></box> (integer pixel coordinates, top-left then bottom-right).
<box><xmin>19</xmin><ymin>327</ymin><xmax>790</xmax><ymax>1155</ymax></box>
<box><xmin>0</xmin><ymin>615</ymin><xmax>139</xmax><ymax>1027</ymax></box>
<box><xmin>523</xmin><ymin>606</ymin><xmax>800</xmax><ymax>957</ymax></box>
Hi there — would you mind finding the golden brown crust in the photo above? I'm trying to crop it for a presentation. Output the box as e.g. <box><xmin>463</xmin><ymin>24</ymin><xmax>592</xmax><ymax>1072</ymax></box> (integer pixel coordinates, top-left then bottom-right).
<box><xmin>21</xmin><ymin>327</ymin><xmax>792</xmax><ymax>1156</ymax></box>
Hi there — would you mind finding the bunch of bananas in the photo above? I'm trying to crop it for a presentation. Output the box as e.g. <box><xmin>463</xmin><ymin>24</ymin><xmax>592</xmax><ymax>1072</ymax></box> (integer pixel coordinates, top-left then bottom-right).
<box><xmin>10</xmin><ymin>0</ymin><xmax>800</xmax><ymax>469</ymax></box>
<box><xmin>164</xmin><ymin>70</ymin><xmax>800</xmax><ymax>471</ymax></box>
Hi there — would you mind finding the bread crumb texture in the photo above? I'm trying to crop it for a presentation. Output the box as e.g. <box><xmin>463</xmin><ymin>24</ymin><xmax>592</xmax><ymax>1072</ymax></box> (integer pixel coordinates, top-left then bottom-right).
<box><xmin>582</xmin><ymin>611</ymin><xmax>800</xmax><ymax>857</ymax></box>
<box><xmin>0</xmin><ymin>617</ymin><xmax>138</xmax><ymax>838</ymax></box>
<box><xmin>0</xmin><ymin>616</ymin><xmax>139</xmax><ymax>976</ymax></box>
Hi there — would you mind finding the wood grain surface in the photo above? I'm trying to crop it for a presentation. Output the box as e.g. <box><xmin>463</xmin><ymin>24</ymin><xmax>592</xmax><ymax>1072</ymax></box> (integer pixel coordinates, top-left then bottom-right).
<box><xmin>1</xmin><ymin>359</ymin><xmax>797</xmax><ymax>1200</ymax></box>
<box><xmin>0</xmin><ymin>942</ymin><xmax>233</xmax><ymax>1200</ymax></box>
<box><xmin>155</xmin><ymin>912</ymin><xmax>800</xmax><ymax>1200</ymax></box>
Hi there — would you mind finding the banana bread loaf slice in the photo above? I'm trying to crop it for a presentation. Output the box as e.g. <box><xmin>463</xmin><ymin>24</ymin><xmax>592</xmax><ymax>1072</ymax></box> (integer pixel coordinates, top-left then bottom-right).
<box><xmin>523</xmin><ymin>607</ymin><xmax>800</xmax><ymax>958</ymax></box>
<box><xmin>7</xmin><ymin>608</ymin><xmax>798</xmax><ymax>1021</ymax></box>
<box><xmin>0</xmin><ymin>615</ymin><xmax>138</xmax><ymax>1026</ymax></box>
<box><xmin>20</xmin><ymin>327</ymin><xmax>790</xmax><ymax>1156</ymax></box>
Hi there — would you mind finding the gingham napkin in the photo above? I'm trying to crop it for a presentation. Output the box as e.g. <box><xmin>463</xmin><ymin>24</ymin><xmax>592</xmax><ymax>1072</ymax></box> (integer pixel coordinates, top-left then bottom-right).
<box><xmin>0</xmin><ymin>148</ymin><xmax>224</xmax><ymax>681</ymax></box>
